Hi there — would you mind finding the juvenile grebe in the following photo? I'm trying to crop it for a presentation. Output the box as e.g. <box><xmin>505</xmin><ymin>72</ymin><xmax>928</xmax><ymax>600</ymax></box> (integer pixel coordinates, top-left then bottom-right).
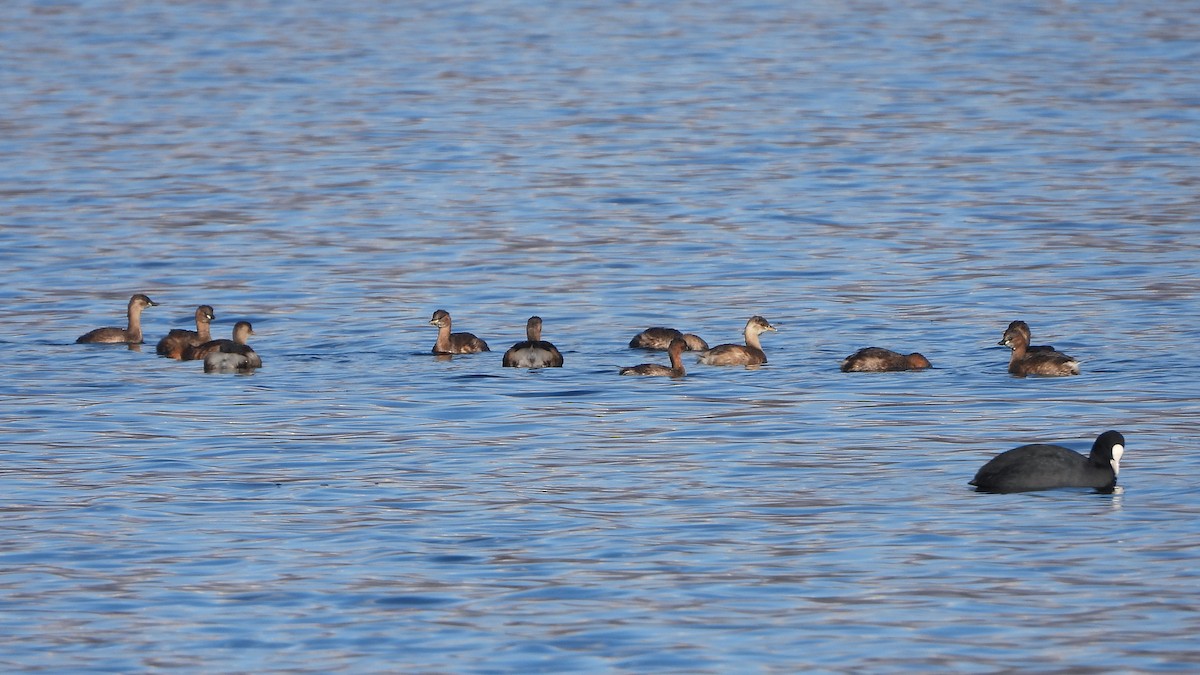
<box><xmin>156</xmin><ymin>305</ymin><xmax>215</xmax><ymax>359</ymax></box>
<box><xmin>428</xmin><ymin>309</ymin><xmax>489</xmax><ymax>354</ymax></box>
<box><xmin>76</xmin><ymin>294</ymin><xmax>158</xmax><ymax>344</ymax></box>
<box><xmin>999</xmin><ymin>327</ymin><xmax>1079</xmax><ymax>377</ymax></box>
<box><xmin>970</xmin><ymin>430</ymin><xmax>1125</xmax><ymax>493</ymax></box>
<box><xmin>620</xmin><ymin>337</ymin><xmax>686</xmax><ymax>377</ymax></box>
<box><xmin>203</xmin><ymin>343</ymin><xmax>262</xmax><ymax>373</ymax></box>
<box><xmin>840</xmin><ymin>347</ymin><xmax>931</xmax><ymax>372</ymax></box>
<box><xmin>629</xmin><ymin>327</ymin><xmax>708</xmax><ymax>351</ymax></box>
<box><xmin>502</xmin><ymin>316</ymin><xmax>564</xmax><ymax>368</ymax></box>
<box><xmin>184</xmin><ymin>321</ymin><xmax>255</xmax><ymax>362</ymax></box>
<box><xmin>696</xmin><ymin>316</ymin><xmax>776</xmax><ymax>366</ymax></box>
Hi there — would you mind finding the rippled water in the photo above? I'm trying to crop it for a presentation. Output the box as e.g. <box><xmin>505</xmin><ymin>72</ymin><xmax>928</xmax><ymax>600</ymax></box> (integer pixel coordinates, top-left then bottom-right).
<box><xmin>3</xmin><ymin>0</ymin><xmax>1200</xmax><ymax>671</ymax></box>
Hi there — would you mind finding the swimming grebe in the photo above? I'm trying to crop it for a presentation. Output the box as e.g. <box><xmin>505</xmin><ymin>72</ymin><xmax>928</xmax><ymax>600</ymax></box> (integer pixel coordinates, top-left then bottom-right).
<box><xmin>696</xmin><ymin>316</ymin><xmax>776</xmax><ymax>366</ymax></box>
<box><xmin>999</xmin><ymin>327</ymin><xmax>1079</xmax><ymax>377</ymax></box>
<box><xmin>184</xmin><ymin>321</ymin><xmax>255</xmax><ymax>362</ymax></box>
<box><xmin>1002</xmin><ymin>320</ymin><xmax>1056</xmax><ymax>353</ymax></box>
<box><xmin>502</xmin><ymin>316</ymin><xmax>564</xmax><ymax>368</ymax></box>
<box><xmin>620</xmin><ymin>337</ymin><xmax>686</xmax><ymax>377</ymax></box>
<box><xmin>840</xmin><ymin>347</ymin><xmax>931</xmax><ymax>372</ymax></box>
<box><xmin>203</xmin><ymin>343</ymin><xmax>262</xmax><ymax>373</ymax></box>
<box><xmin>76</xmin><ymin>294</ymin><xmax>159</xmax><ymax>344</ymax></box>
<box><xmin>629</xmin><ymin>327</ymin><xmax>708</xmax><ymax>351</ymax></box>
<box><xmin>428</xmin><ymin>309</ymin><xmax>489</xmax><ymax>354</ymax></box>
<box><xmin>156</xmin><ymin>305</ymin><xmax>215</xmax><ymax>359</ymax></box>
<box><xmin>970</xmin><ymin>430</ymin><xmax>1125</xmax><ymax>493</ymax></box>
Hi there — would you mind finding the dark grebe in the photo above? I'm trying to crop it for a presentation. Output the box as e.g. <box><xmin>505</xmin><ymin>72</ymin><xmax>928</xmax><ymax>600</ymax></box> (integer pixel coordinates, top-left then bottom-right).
<box><xmin>203</xmin><ymin>343</ymin><xmax>262</xmax><ymax>373</ymax></box>
<box><xmin>502</xmin><ymin>316</ymin><xmax>564</xmax><ymax>368</ymax></box>
<box><xmin>696</xmin><ymin>316</ymin><xmax>776</xmax><ymax>366</ymax></box>
<box><xmin>999</xmin><ymin>327</ymin><xmax>1079</xmax><ymax>377</ymax></box>
<box><xmin>840</xmin><ymin>347</ymin><xmax>931</xmax><ymax>372</ymax></box>
<box><xmin>156</xmin><ymin>305</ymin><xmax>215</xmax><ymax>359</ymax></box>
<box><xmin>184</xmin><ymin>321</ymin><xmax>255</xmax><ymax>361</ymax></box>
<box><xmin>429</xmin><ymin>309</ymin><xmax>489</xmax><ymax>354</ymax></box>
<box><xmin>76</xmin><ymin>294</ymin><xmax>158</xmax><ymax>344</ymax></box>
<box><xmin>620</xmin><ymin>337</ymin><xmax>686</xmax><ymax>377</ymax></box>
<box><xmin>629</xmin><ymin>327</ymin><xmax>708</xmax><ymax>351</ymax></box>
<box><xmin>970</xmin><ymin>431</ymin><xmax>1125</xmax><ymax>493</ymax></box>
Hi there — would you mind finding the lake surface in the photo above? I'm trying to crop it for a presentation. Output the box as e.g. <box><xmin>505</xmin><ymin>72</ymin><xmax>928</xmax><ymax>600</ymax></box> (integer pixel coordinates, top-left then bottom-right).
<box><xmin>2</xmin><ymin>0</ymin><xmax>1199</xmax><ymax>671</ymax></box>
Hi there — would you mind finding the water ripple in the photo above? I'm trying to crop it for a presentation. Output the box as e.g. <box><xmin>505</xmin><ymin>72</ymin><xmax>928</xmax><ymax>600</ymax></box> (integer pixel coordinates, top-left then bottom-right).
<box><xmin>2</xmin><ymin>0</ymin><xmax>1199</xmax><ymax>672</ymax></box>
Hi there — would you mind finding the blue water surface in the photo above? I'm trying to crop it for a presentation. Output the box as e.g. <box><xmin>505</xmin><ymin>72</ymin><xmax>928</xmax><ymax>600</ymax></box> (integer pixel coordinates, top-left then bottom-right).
<box><xmin>2</xmin><ymin>0</ymin><xmax>1199</xmax><ymax>671</ymax></box>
